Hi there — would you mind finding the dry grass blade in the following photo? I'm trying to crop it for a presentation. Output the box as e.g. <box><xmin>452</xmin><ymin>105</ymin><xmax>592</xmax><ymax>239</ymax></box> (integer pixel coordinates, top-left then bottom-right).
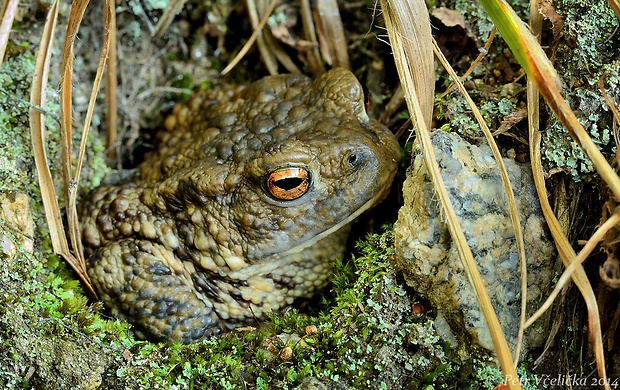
<box><xmin>0</xmin><ymin>0</ymin><xmax>19</xmax><ymax>66</ymax></box>
<box><xmin>245</xmin><ymin>0</ymin><xmax>278</xmax><ymax>75</ymax></box>
<box><xmin>72</xmin><ymin>0</ymin><xmax>114</xmax><ymax>201</ymax></box>
<box><xmin>299</xmin><ymin>0</ymin><xmax>324</xmax><ymax>76</ymax></box>
<box><xmin>59</xmin><ymin>0</ymin><xmax>114</xmax><ymax>296</ymax></box>
<box><xmin>152</xmin><ymin>0</ymin><xmax>187</xmax><ymax>39</ymax></box>
<box><xmin>222</xmin><ymin>0</ymin><xmax>279</xmax><ymax>75</ymax></box>
<box><xmin>105</xmin><ymin>2</ymin><xmax>117</xmax><ymax>160</ymax></box>
<box><xmin>262</xmin><ymin>31</ymin><xmax>301</xmax><ymax>74</ymax></box>
<box><xmin>526</xmin><ymin>0</ymin><xmax>608</xmax><ymax>386</ymax></box>
<box><xmin>432</xmin><ymin>39</ymin><xmax>528</xmax><ymax>365</ymax></box>
<box><xmin>29</xmin><ymin>0</ymin><xmax>97</xmax><ymax>296</ymax></box>
<box><xmin>529</xmin><ymin>116</ymin><xmax>609</xmax><ymax>386</ymax></box>
<box><xmin>60</xmin><ymin>0</ymin><xmax>89</xmax><ymax>193</ymax></box>
<box><xmin>29</xmin><ymin>0</ymin><xmax>63</xmax><ymax>253</ymax></box>
<box><xmin>250</xmin><ymin>0</ymin><xmax>302</xmax><ymax>74</ymax></box>
<box><xmin>378</xmin><ymin>0</ymin><xmax>520</xmax><ymax>387</ymax></box>
<box><xmin>59</xmin><ymin>0</ymin><xmax>91</xmax><ymax>273</ymax></box>
<box><xmin>377</xmin><ymin>2</ymin><xmax>433</xmax><ymax>128</ymax></box>
<box><xmin>314</xmin><ymin>0</ymin><xmax>349</xmax><ymax>69</ymax></box>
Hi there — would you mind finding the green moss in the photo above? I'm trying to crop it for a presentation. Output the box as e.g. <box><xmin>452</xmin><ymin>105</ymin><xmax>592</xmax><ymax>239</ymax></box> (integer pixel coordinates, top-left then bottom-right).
<box><xmin>0</xmin><ymin>215</ymin><xmax>118</xmax><ymax>388</ymax></box>
<box><xmin>81</xmin><ymin>231</ymin><xmax>453</xmax><ymax>388</ymax></box>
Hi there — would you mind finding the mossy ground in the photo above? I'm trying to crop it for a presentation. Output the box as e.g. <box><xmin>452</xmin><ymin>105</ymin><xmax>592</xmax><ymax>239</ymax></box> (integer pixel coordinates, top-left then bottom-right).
<box><xmin>59</xmin><ymin>231</ymin><xmax>519</xmax><ymax>389</ymax></box>
<box><xmin>3</xmin><ymin>0</ymin><xmax>616</xmax><ymax>388</ymax></box>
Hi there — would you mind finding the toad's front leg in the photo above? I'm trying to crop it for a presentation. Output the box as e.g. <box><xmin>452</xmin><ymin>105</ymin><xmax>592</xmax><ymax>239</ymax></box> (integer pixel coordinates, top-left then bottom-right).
<box><xmin>87</xmin><ymin>238</ymin><xmax>222</xmax><ymax>343</ymax></box>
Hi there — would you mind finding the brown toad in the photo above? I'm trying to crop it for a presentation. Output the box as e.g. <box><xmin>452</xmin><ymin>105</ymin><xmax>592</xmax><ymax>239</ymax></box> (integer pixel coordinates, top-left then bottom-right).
<box><xmin>80</xmin><ymin>68</ymin><xmax>400</xmax><ymax>343</ymax></box>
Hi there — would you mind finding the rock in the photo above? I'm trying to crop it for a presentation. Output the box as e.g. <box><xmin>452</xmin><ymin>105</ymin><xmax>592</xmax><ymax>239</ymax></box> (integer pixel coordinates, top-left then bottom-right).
<box><xmin>394</xmin><ymin>130</ymin><xmax>555</xmax><ymax>354</ymax></box>
<box><xmin>0</xmin><ymin>192</ymin><xmax>35</xmax><ymax>262</ymax></box>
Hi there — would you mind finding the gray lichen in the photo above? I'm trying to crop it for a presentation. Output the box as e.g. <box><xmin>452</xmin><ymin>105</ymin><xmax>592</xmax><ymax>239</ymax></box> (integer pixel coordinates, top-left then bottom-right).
<box><xmin>541</xmin><ymin>1</ymin><xmax>620</xmax><ymax>180</ymax></box>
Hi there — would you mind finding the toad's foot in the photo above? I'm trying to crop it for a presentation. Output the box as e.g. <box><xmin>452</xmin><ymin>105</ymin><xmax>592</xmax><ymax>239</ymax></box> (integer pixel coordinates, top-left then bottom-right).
<box><xmin>87</xmin><ymin>238</ymin><xmax>221</xmax><ymax>343</ymax></box>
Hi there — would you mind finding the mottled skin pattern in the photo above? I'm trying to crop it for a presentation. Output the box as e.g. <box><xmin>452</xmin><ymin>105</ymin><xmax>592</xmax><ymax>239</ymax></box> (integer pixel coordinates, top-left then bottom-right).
<box><xmin>80</xmin><ymin>68</ymin><xmax>401</xmax><ymax>343</ymax></box>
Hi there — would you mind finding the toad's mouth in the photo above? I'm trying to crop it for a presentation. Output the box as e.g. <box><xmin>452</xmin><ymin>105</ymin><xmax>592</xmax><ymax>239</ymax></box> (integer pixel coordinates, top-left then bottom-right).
<box><xmin>278</xmin><ymin>174</ymin><xmax>395</xmax><ymax>258</ymax></box>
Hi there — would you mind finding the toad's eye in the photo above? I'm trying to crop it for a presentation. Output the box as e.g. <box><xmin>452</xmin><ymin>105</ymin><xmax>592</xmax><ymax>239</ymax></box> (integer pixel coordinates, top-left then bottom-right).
<box><xmin>265</xmin><ymin>167</ymin><xmax>311</xmax><ymax>201</ymax></box>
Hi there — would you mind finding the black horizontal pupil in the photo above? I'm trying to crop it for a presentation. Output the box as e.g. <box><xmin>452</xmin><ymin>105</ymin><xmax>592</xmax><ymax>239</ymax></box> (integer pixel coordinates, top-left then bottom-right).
<box><xmin>348</xmin><ymin>154</ymin><xmax>357</xmax><ymax>164</ymax></box>
<box><xmin>274</xmin><ymin>177</ymin><xmax>304</xmax><ymax>191</ymax></box>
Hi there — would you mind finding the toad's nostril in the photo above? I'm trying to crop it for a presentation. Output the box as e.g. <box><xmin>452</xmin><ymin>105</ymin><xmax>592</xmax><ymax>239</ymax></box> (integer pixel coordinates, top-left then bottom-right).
<box><xmin>347</xmin><ymin>152</ymin><xmax>365</xmax><ymax>169</ymax></box>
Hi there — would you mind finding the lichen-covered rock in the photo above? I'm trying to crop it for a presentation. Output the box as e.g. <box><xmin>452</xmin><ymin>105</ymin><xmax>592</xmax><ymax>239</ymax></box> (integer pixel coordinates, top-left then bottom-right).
<box><xmin>394</xmin><ymin>130</ymin><xmax>556</xmax><ymax>354</ymax></box>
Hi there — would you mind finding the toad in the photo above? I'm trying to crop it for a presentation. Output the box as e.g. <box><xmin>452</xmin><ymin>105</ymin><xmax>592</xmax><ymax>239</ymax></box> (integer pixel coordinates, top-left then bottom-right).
<box><xmin>80</xmin><ymin>68</ymin><xmax>400</xmax><ymax>343</ymax></box>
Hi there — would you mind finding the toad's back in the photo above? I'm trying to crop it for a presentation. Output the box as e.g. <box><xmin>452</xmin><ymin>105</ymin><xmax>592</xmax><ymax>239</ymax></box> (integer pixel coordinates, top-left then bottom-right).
<box><xmin>80</xmin><ymin>68</ymin><xmax>401</xmax><ymax>343</ymax></box>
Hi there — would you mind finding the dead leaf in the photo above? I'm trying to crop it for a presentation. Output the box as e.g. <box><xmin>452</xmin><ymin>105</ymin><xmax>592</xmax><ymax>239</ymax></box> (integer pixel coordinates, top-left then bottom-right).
<box><xmin>430</xmin><ymin>7</ymin><xmax>466</xmax><ymax>28</ymax></box>
<box><xmin>538</xmin><ymin>0</ymin><xmax>564</xmax><ymax>40</ymax></box>
<box><xmin>495</xmin><ymin>106</ymin><xmax>528</xmax><ymax>135</ymax></box>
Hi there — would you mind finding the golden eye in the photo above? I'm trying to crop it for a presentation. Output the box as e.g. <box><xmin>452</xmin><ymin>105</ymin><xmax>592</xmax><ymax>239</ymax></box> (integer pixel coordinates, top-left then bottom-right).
<box><xmin>265</xmin><ymin>167</ymin><xmax>311</xmax><ymax>201</ymax></box>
